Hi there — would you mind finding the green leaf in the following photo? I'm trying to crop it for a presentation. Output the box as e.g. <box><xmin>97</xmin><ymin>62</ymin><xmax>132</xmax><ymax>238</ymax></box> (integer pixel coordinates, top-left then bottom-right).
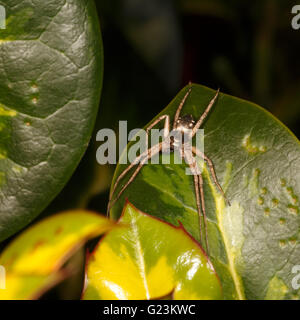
<box><xmin>83</xmin><ymin>201</ymin><xmax>223</xmax><ymax>300</ymax></box>
<box><xmin>0</xmin><ymin>0</ymin><xmax>103</xmax><ymax>241</ymax></box>
<box><xmin>110</xmin><ymin>84</ymin><xmax>300</xmax><ymax>300</ymax></box>
<box><xmin>0</xmin><ymin>210</ymin><xmax>115</xmax><ymax>299</ymax></box>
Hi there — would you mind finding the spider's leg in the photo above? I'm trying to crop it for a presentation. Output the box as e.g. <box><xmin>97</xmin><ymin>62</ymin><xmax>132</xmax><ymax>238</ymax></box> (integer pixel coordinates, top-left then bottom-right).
<box><xmin>108</xmin><ymin>114</ymin><xmax>169</xmax><ymax>209</ymax></box>
<box><xmin>192</xmin><ymin>146</ymin><xmax>231</xmax><ymax>206</ymax></box>
<box><xmin>187</xmin><ymin>148</ymin><xmax>209</xmax><ymax>252</ymax></box>
<box><xmin>192</xmin><ymin>89</ymin><xmax>220</xmax><ymax>137</ymax></box>
<box><xmin>198</xmin><ymin>173</ymin><xmax>209</xmax><ymax>253</ymax></box>
<box><xmin>108</xmin><ymin>162</ymin><xmax>145</xmax><ymax>213</ymax></box>
<box><xmin>184</xmin><ymin>148</ymin><xmax>206</xmax><ymax>247</ymax></box>
<box><xmin>107</xmin><ymin>143</ymin><xmax>163</xmax><ymax>214</ymax></box>
<box><xmin>146</xmin><ymin>115</ymin><xmax>170</xmax><ymax>140</ymax></box>
<box><xmin>173</xmin><ymin>84</ymin><xmax>192</xmax><ymax>129</ymax></box>
<box><xmin>192</xmin><ymin>173</ymin><xmax>203</xmax><ymax>246</ymax></box>
<box><xmin>107</xmin><ymin>153</ymin><xmax>144</xmax><ymax>215</ymax></box>
<box><xmin>108</xmin><ymin>115</ymin><xmax>169</xmax><ymax>216</ymax></box>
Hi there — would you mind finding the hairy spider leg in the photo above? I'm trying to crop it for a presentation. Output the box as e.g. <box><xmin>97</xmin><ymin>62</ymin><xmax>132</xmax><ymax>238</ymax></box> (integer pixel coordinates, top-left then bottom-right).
<box><xmin>192</xmin><ymin>89</ymin><xmax>220</xmax><ymax>137</ymax></box>
<box><xmin>192</xmin><ymin>146</ymin><xmax>230</xmax><ymax>206</ymax></box>
<box><xmin>107</xmin><ymin>152</ymin><xmax>144</xmax><ymax>215</ymax></box>
<box><xmin>173</xmin><ymin>85</ymin><xmax>192</xmax><ymax>129</ymax></box>
<box><xmin>147</xmin><ymin>115</ymin><xmax>170</xmax><ymax>139</ymax></box>
<box><xmin>183</xmin><ymin>147</ymin><xmax>209</xmax><ymax>251</ymax></box>
<box><xmin>107</xmin><ymin>113</ymin><xmax>170</xmax><ymax>215</ymax></box>
<box><xmin>107</xmin><ymin>142</ymin><xmax>163</xmax><ymax>214</ymax></box>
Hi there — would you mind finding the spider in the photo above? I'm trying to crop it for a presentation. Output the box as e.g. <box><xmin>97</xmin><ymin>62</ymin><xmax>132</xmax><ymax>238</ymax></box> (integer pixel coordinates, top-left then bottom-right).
<box><xmin>107</xmin><ymin>84</ymin><xmax>230</xmax><ymax>252</ymax></box>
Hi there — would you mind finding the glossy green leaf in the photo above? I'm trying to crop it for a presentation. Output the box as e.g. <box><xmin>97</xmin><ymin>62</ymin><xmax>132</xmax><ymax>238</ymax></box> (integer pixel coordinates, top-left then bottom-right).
<box><xmin>83</xmin><ymin>201</ymin><xmax>223</xmax><ymax>300</ymax></box>
<box><xmin>110</xmin><ymin>84</ymin><xmax>300</xmax><ymax>300</ymax></box>
<box><xmin>0</xmin><ymin>0</ymin><xmax>103</xmax><ymax>241</ymax></box>
<box><xmin>0</xmin><ymin>210</ymin><xmax>115</xmax><ymax>299</ymax></box>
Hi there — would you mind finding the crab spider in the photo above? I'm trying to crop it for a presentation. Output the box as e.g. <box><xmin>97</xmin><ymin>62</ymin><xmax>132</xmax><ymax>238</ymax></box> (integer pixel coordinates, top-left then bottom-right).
<box><xmin>107</xmin><ymin>84</ymin><xmax>230</xmax><ymax>252</ymax></box>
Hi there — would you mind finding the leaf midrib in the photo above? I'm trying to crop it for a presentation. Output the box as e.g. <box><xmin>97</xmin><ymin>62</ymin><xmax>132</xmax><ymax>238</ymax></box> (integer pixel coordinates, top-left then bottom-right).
<box><xmin>130</xmin><ymin>209</ymin><xmax>151</xmax><ymax>299</ymax></box>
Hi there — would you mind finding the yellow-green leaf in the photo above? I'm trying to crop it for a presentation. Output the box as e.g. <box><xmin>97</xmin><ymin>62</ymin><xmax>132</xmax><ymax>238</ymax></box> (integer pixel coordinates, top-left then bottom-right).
<box><xmin>0</xmin><ymin>211</ymin><xmax>115</xmax><ymax>300</ymax></box>
<box><xmin>0</xmin><ymin>211</ymin><xmax>115</xmax><ymax>275</ymax></box>
<box><xmin>83</xmin><ymin>202</ymin><xmax>223</xmax><ymax>300</ymax></box>
<box><xmin>0</xmin><ymin>273</ymin><xmax>63</xmax><ymax>300</ymax></box>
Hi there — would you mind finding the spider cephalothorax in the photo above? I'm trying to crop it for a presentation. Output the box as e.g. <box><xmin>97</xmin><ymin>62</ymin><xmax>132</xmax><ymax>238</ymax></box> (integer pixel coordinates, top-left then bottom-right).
<box><xmin>107</xmin><ymin>85</ymin><xmax>229</xmax><ymax>253</ymax></box>
<box><xmin>171</xmin><ymin>114</ymin><xmax>196</xmax><ymax>151</ymax></box>
<box><xmin>175</xmin><ymin>114</ymin><xmax>196</xmax><ymax>132</ymax></box>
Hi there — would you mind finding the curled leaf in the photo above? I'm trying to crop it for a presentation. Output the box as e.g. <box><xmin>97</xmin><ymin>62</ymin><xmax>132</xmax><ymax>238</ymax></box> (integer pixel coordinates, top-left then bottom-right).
<box><xmin>83</xmin><ymin>201</ymin><xmax>222</xmax><ymax>300</ymax></box>
<box><xmin>0</xmin><ymin>211</ymin><xmax>115</xmax><ymax>299</ymax></box>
